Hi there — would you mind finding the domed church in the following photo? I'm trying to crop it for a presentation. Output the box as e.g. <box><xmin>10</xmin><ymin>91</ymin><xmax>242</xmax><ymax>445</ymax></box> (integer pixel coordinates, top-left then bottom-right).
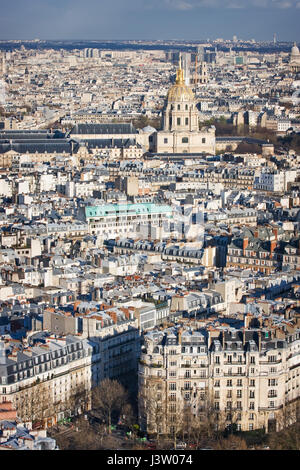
<box><xmin>289</xmin><ymin>42</ymin><xmax>300</xmax><ymax>72</ymax></box>
<box><xmin>152</xmin><ymin>63</ymin><xmax>215</xmax><ymax>154</ymax></box>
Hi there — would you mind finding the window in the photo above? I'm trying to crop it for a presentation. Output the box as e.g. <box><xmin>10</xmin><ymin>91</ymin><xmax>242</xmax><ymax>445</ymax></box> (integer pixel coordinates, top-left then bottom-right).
<box><xmin>268</xmin><ymin>379</ymin><xmax>277</xmax><ymax>386</ymax></box>
<box><xmin>268</xmin><ymin>355</ymin><xmax>277</xmax><ymax>363</ymax></box>
<box><xmin>169</xmin><ymin>383</ymin><xmax>176</xmax><ymax>390</ymax></box>
<box><xmin>237</xmin><ymin>379</ymin><xmax>242</xmax><ymax>387</ymax></box>
<box><xmin>177</xmin><ymin>104</ymin><xmax>180</xmax><ymax>110</ymax></box>
<box><xmin>164</xmin><ymin>138</ymin><xmax>168</xmax><ymax>144</ymax></box>
<box><xmin>249</xmin><ymin>402</ymin><xmax>255</xmax><ymax>410</ymax></box>
<box><xmin>250</xmin><ymin>379</ymin><xmax>255</xmax><ymax>387</ymax></box>
<box><xmin>182</xmin><ymin>137</ymin><xmax>188</xmax><ymax>143</ymax></box>
<box><xmin>177</xmin><ymin>118</ymin><xmax>181</xmax><ymax>125</ymax></box>
<box><xmin>215</xmin><ymin>356</ymin><xmax>220</xmax><ymax>364</ymax></box>
<box><xmin>250</xmin><ymin>357</ymin><xmax>255</xmax><ymax>364</ymax></box>
<box><xmin>227</xmin><ymin>380</ymin><xmax>232</xmax><ymax>387</ymax></box>
<box><xmin>249</xmin><ymin>390</ymin><xmax>255</xmax><ymax>398</ymax></box>
<box><xmin>185</xmin><ymin>117</ymin><xmax>188</xmax><ymax>126</ymax></box>
<box><xmin>237</xmin><ymin>390</ymin><xmax>242</xmax><ymax>398</ymax></box>
<box><xmin>202</xmin><ymin>138</ymin><xmax>206</xmax><ymax>143</ymax></box>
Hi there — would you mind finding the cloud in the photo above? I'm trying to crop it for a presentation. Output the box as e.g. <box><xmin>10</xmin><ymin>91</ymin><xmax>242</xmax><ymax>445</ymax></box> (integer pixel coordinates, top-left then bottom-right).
<box><xmin>225</xmin><ymin>2</ymin><xmax>246</xmax><ymax>7</ymax></box>
<box><xmin>163</xmin><ymin>0</ymin><xmax>299</xmax><ymax>7</ymax></box>
<box><xmin>274</xmin><ymin>1</ymin><xmax>293</xmax><ymax>7</ymax></box>
<box><xmin>165</xmin><ymin>0</ymin><xmax>194</xmax><ymax>9</ymax></box>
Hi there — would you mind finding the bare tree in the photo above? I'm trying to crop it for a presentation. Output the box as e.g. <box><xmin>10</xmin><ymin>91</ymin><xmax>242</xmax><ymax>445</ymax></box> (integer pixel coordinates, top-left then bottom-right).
<box><xmin>215</xmin><ymin>434</ymin><xmax>248</xmax><ymax>450</ymax></box>
<box><xmin>92</xmin><ymin>378</ymin><xmax>129</xmax><ymax>434</ymax></box>
<box><xmin>67</xmin><ymin>381</ymin><xmax>90</xmax><ymax>418</ymax></box>
<box><xmin>188</xmin><ymin>391</ymin><xmax>227</xmax><ymax>448</ymax></box>
<box><xmin>164</xmin><ymin>397</ymin><xmax>187</xmax><ymax>450</ymax></box>
<box><xmin>267</xmin><ymin>400</ymin><xmax>300</xmax><ymax>450</ymax></box>
<box><xmin>138</xmin><ymin>376</ymin><xmax>167</xmax><ymax>444</ymax></box>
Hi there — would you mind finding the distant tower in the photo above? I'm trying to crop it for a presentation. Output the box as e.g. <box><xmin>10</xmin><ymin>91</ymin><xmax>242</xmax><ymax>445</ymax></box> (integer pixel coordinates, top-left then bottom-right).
<box><xmin>181</xmin><ymin>52</ymin><xmax>191</xmax><ymax>85</ymax></box>
<box><xmin>273</xmin><ymin>33</ymin><xmax>277</xmax><ymax>45</ymax></box>
<box><xmin>24</xmin><ymin>66</ymin><xmax>30</xmax><ymax>85</ymax></box>
<box><xmin>199</xmin><ymin>62</ymin><xmax>208</xmax><ymax>84</ymax></box>
<box><xmin>197</xmin><ymin>46</ymin><xmax>204</xmax><ymax>62</ymax></box>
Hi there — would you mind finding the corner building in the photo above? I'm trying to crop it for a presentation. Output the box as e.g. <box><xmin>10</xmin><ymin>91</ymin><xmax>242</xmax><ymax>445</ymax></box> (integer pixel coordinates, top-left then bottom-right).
<box><xmin>138</xmin><ymin>325</ymin><xmax>300</xmax><ymax>436</ymax></box>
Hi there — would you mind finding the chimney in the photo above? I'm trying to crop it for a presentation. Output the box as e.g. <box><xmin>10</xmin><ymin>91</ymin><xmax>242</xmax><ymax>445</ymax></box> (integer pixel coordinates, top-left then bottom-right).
<box><xmin>243</xmin><ymin>237</ymin><xmax>249</xmax><ymax>254</ymax></box>
<box><xmin>108</xmin><ymin>311</ymin><xmax>117</xmax><ymax>324</ymax></box>
<box><xmin>270</xmin><ymin>240</ymin><xmax>277</xmax><ymax>257</ymax></box>
<box><xmin>273</xmin><ymin>228</ymin><xmax>278</xmax><ymax>240</ymax></box>
<box><xmin>178</xmin><ymin>327</ymin><xmax>183</xmax><ymax>345</ymax></box>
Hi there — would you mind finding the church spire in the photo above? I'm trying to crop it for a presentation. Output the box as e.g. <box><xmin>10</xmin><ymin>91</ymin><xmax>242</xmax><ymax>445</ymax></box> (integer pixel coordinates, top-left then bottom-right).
<box><xmin>175</xmin><ymin>54</ymin><xmax>184</xmax><ymax>84</ymax></box>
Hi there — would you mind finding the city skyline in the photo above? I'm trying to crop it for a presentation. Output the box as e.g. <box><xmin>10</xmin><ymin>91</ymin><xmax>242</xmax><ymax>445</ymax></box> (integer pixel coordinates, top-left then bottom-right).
<box><xmin>0</xmin><ymin>0</ymin><xmax>299</xmax><ymax>42</ymax></box>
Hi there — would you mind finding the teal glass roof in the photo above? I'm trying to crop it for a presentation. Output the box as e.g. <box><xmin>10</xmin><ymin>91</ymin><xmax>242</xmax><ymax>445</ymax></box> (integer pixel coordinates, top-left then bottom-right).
<box><xmin>85</xmin><ymin>203</ymin><xmax>172</xmax><ymax>219</ymax></box>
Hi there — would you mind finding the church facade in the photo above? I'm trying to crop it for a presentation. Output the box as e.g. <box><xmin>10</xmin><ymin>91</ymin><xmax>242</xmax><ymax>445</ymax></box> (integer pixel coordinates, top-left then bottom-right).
<box><xmin>289</xmin><ymin>42</ymin><xmax>300</xmax><ymax>73</ymax></box>
<box><xmin>150</xmin><ymin>66</ymin><xmax>215</xmax><ymax>155</ymax></box>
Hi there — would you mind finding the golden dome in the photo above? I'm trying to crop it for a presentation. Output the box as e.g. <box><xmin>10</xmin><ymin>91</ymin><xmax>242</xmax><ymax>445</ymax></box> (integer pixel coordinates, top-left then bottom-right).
<box><xmin>167</xmin><ymin>67</ymin><xmax>195</xmax><ymax>103</ymax></box>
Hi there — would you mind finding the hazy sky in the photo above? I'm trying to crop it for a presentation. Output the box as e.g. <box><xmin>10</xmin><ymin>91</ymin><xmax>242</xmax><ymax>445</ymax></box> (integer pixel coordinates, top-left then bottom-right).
<box><xmin>0</xmin><ymin>0</ymin><xmax>299</xmax><ymax>42</ymax></box>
